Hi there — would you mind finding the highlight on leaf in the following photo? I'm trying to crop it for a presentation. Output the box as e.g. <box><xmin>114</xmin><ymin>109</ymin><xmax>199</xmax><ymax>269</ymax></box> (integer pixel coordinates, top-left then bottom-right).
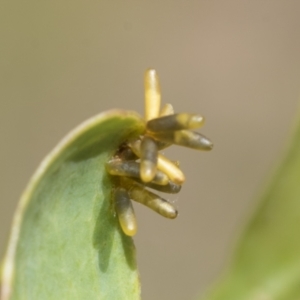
<box><xmin>108</xmin><ymin>68</ymin><xmax>213</xmax><ymax>236</ymax></box>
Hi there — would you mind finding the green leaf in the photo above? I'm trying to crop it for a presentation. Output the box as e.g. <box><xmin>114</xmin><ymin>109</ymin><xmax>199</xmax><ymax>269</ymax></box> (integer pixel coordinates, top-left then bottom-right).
<box><xmin>202</xmin><ymin>117</ymin><xmax>300</xmax><ymax>300</ymax></box>
<box><xmin>1</xmin><ymin>110</ymin><xmax>145</xmax><ymax>300</ymax></box>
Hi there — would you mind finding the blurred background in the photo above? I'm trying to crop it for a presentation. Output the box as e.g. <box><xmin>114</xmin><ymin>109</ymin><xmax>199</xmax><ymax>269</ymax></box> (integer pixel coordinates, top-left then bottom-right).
<box><xmin>1</xmin><ymin>1</ymin><xmax>300</xmax><ymax>299</ymax></box>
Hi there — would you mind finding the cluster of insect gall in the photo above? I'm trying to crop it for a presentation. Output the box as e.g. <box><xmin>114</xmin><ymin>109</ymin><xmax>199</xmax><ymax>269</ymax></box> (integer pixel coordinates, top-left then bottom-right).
<box><xmin>106</xmin><ymin>69</ymin><xmax>213</xmax><ymax>236</ymax></box>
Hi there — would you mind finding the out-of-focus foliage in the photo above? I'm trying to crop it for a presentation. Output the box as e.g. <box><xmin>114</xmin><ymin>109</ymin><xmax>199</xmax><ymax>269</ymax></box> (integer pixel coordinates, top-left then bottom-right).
<box><xmin>202</xmin><ymin>116</ymin><xmax>300</xmax><ymax>300</ymax></box>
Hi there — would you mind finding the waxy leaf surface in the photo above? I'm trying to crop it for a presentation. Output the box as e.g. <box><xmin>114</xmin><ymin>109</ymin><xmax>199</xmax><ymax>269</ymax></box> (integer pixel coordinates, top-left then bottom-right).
<box><xmin>1</xmin><ymin>110</ymin><xmax>145</xmax><ymax>300</ymax></box>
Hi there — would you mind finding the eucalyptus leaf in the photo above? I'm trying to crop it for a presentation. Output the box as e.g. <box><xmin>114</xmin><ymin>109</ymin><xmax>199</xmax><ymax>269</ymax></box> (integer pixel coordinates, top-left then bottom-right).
<box><xmin>202</xmin><ymin>117</ymin><xmax>300</xmax><ymax>300</ymax></box>
<box><xmin>1</xmin><ymin>110</ymin><xmax>145</xmax><ymax>300</ymax></box>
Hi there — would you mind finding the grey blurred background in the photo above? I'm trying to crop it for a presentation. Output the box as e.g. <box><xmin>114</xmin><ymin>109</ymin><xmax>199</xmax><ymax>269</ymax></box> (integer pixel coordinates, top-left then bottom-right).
<box><xmin>1</xmin><ymin>1</ymin><xmax>300</xmax><ymax>299</ymax></box>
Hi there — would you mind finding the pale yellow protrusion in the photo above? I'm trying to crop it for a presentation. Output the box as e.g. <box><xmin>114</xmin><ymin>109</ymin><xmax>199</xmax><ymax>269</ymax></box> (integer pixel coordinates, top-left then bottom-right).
<box><xmin>173</xmin><ymin>130</ymin><xmax>213</xmax><ymax>151</ymax></box>
<box><xmin>128</xmin><ymin>140</ymin><xmax>142</xmax><ymax>157</ymax></box>
<box><xmin>140</xmin><ymin>160</ymin><xmax>156</xmax><ymax>183</ymax></box>
<box><xmin>157</xmin><ymin>153</ymin><xmax>186</xmax><ymax>185</ymax></box>
<box><xmin>144</xmin><ymin>69</ymin><xmax>161</xmax><ymax>121</ymax></box>
<box><xmin>188</xmin><ymin>114</ymin><xmax>205</xmax><ymax>129</ymax></box>
<box><xmin>118</xmin><ymin>212</ymin><xmax>137</xmax><ymax>237</ymax></box>
<box><xmin>140</xmin><ymin>136</ymin><xmax>158</xmax><ymax>182</ymax></box>
<box><xmin>159</xmin><ymin>103</ymin><xmax>174</xmax><ymax>117</ymax></box>
<box><xmin>129</xmin><ymin>140</ymin><xmax>185</xmax><ymax>184</ymax></box>
<box><xmin>115</xmin><ymin>188</ymin><xmax>137</xmax><ymax>236</ymax></box>
<box><xmin>121</xmin><ymin>178</ymin><xmax>178</xmax><ymax>219</ymax></box>
<box><xmin>172</xmin><ymin>160</ymin><xmax>180</xmax><ymax>167</ymax></box>
<box><xmin>176</xmin><ymin>113</ymin><xmax>205</xmax><ymax>129</ymax></box>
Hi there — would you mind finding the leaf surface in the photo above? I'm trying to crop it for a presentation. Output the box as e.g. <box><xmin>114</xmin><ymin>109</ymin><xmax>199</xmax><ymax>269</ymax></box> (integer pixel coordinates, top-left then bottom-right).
<box><xmin>1</xmin><ymin>110</ymin><xmax>145</xmax><ymax>300</ymax></box>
